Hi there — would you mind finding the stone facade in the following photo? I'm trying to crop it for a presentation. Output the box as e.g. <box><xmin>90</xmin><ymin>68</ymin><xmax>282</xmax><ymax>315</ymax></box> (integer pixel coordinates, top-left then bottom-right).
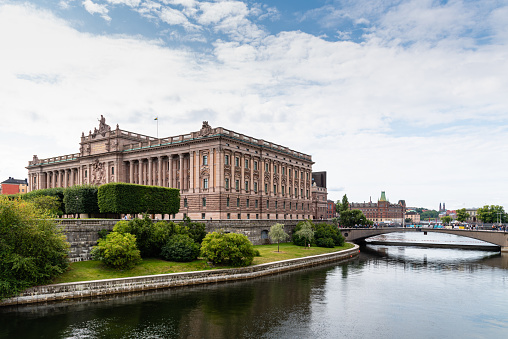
<box><xmin>350</xmin><ymin>191</ymin><xmax>406</xmax><ymax>224</ymax></box>
<box><xmin>27</xmin><ymin>118</ymin><xmax>314</xmax><ymax>220</ymax></box>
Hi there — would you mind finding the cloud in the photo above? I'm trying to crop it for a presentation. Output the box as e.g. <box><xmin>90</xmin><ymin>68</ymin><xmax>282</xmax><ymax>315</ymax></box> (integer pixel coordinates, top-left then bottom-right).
<box><xmin>82</xmin><ymin>0</ymin><xmax>111</xmax><ymax>21</ymax></box>
<box><xmin>159</xmin><ymin>6</ymin><xmax>199</xmax><ymax>30</ymax></box>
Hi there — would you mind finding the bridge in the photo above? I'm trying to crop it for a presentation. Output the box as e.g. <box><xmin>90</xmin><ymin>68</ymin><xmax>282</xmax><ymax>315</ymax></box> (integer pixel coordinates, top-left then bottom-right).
<box><xmin>341</xmin><ymin>227</ymin><xmax>508</xmax><ymax>252</ymax></box>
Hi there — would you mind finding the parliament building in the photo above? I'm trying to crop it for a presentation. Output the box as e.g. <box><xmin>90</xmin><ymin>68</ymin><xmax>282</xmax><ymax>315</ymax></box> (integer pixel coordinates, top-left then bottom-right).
<box><xmin>27</xmin><ymin>117</ymin><xmax>315</xmax><ymax>220</ymax></box>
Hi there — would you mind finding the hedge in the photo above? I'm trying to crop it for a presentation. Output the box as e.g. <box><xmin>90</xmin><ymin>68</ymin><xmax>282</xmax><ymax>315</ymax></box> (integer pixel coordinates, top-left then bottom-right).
<box><xmin>98</xmin><ymin>182</ymin><xmax>180</xmax><ymax>215</ymax></box>
<box><xmin>9</xmin><ymin>187</ymin><xmax>65</xmax><ymax>215</ymax></box>
<box><xmin>63</xmin><ymin>185</ymin><xmax>100</xmax><ymax>215</ymax></box>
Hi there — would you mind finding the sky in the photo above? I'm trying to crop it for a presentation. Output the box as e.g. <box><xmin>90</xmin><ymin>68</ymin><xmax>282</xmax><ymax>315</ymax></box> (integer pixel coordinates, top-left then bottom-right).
<box><xmin>1</xmin><ymin>0</ymin><xmax>507</xmax><ymax>211</ymax></box>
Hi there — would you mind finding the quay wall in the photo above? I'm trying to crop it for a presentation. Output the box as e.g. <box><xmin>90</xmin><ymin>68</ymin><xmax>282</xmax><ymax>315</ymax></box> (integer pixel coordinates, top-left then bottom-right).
<box><xmin>1</xmin><ymin>245</ymin><xmax>359</xmax><ymax>306</ymax></box>
<box><xmin>59</xmin><ymin>219</ymin><xmax>300</xmax><ymax>262</ymax></box>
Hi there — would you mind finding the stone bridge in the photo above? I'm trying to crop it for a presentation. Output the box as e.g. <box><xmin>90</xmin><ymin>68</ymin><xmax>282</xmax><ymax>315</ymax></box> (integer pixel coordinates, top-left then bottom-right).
<box><xmin>341</xmin><ymin>227</ymin><xmax>508</xmax><ymax>252</ymax></box>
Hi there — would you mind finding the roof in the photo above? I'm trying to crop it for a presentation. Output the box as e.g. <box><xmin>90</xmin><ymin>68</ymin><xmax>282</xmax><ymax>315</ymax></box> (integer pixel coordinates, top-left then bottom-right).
<box><xmin>1</xmin><ymin>177</ymin><xmax>28</xmax><ymax>185</ymax></box>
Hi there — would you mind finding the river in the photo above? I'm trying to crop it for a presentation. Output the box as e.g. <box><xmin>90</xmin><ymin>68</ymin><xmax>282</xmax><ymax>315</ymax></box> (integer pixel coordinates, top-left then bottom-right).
<box><xmin>1</xmin><ymin>232</ymin><xmax>507</xmax><ymax>339</ymax></box>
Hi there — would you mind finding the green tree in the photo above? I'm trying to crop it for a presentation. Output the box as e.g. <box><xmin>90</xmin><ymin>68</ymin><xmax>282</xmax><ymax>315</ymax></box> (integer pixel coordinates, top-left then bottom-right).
<box><xmin>269</xmin><ymin>223</ymin><xmax>290</xmax><ymax>252</ymax></box>
<box><xmin>477</xmin><ymin>205</ymin><xmax>506</xmax><ymax>223</ymax></box>
<box><xmin>336</xmin><ymin>194</ymin><xmax>349</xmax><ymax>214</ymax></box>
<box><xmin>29</xmin><ymin>195</ymin><xmax>61</xmax><ymax>216</ymax></box>
<box><xmin>456</xmin><ymin>208</ymin><xmax>468</xmax><ymax>222</ymax></box>
<box><xmin>91</xmin><ymin>232</ymin><xmax>141</xmax><ymax>269</ymax></box>
<box><xmin>63</xmin><ymin>185</ymin><xmax>99</xmax><ymax>217</ymax></box>
<box><xmin>0</xmin><ymin>197</ymin><xmax>69</xmax><ymax>300</ymax></box>
<box><xmin>200</xmin><ymin>231</ymin><xmax>256</xmax><ymax>267</ymax></box>
<box><xmin>420</xmin><ymin>210</ymin><xmax>439</xmax><ymax>221</ymax></box>
<box><xmin>314</xmin><ymin>222</ymin><xmax>345</xmax><ymax>247</ymax></box>
<box><xmin>294</xmin><ymin>221</ymin><xmax>314</xmax><ymax>248</ymax></box>
<box><xmin>340</xmin><ymin>209</ymin><xmax>369</xmax><ymax>227</ymax></box>
<box><xmin>441</xmin><ymin>216</ymin><xmax>452</xmax><ymax>225</ymax></box>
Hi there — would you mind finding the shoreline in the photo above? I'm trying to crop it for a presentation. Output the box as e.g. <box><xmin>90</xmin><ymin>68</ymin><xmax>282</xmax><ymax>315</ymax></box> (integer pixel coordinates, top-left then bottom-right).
<box><xmin>366</xmin><ymin>241</ymin><xmax>499</xmax><ymax>251</ymax></box>
<box><xmin>1</xmin><ymin>244</ymin><xmax>359</xmax><ymax>307</ymax></box>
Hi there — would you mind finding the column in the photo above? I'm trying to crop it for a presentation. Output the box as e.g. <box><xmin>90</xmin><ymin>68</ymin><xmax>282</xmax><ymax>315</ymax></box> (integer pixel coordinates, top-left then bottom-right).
<box><xmin>129</xmin><ymin>160</ymin><xmax>134</xmax><ymax>184</ymax></box>
<box><xmin>71</xmin><ymin>169</ymin><xmax>75</xmax><ymax>187</ymax></box>
<box><xmin>167</xmin><ymin>156</ymin><xmax>173</xmax><ymax>187</ymax></box>
<box><xmin>240</xmin><ymin>153</ymin><xmax>245</xmax><ymax>194</ymax></box>
<box><xmin>189</xmin><ymin>151</ymin><xmax>194</xmax><ymax>191</ymax></box>
<box><xmin>138</xmin><ymin>159</ymin><xmax>143</xmax><ymax>185</ymax></box>
<box><xmin>148</xmin><ymin>158</ymin><xmax>153</xmax><ymax>186</ymax></box>
<box><xmin>210</xmin><ymin>148</ymin><xmax>215</xmax><ymax>191</ymax></box>
<box><xmin>179</xmin><ymin>154</ymin><xmax>184</xmax><ymax>190</ymax></box>
<box><xmin>157</xmin><ymin>156</ymin><xmax>162</xmax><ymax>187</ymax></box>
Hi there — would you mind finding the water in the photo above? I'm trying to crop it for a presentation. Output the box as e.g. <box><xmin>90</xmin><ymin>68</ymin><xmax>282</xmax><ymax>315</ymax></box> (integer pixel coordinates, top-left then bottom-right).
<box><xmin>1</xmin><ymin>233</ymin><xmax>507</xmax><ymax>339</ymax></box>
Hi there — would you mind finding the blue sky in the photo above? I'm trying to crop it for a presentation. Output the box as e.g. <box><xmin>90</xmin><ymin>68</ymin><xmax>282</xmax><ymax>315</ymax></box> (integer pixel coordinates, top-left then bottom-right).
<box><xmin>1</xmin><ymin>0</ymin><xmax>508</xmax><ymax>210</ymax></box>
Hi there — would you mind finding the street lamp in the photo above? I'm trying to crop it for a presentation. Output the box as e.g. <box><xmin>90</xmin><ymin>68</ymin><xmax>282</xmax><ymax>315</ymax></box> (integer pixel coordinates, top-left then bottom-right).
<box><xmin>75</xmin><ymin>196</ymin><xmax>79</xmax><ymax>219</ymax></box>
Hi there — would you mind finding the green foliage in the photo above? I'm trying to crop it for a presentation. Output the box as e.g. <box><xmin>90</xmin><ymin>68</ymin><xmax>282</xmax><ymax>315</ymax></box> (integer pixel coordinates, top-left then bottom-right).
<box><xmin>97</xmin><ymin>229</ymin><xmax>111</xmax><ymax>239</ymax></box>
<box><xmin>405</xmin><ymin>218</ymin><xmax>412</xmax><ymax>223</ymax></box>
<box><xmin>292</xmin><ymin>220</ymin><xmax>312</xmax><ymax>246</ymax></box>
<box><xmin>14</xmin><ymin>187</ymin><xmax>65</xmax><ymax>216</ymax></box>
<box><xmin>294</xmin><ymin>220</ymin><xmax>314</xmax><ymax>247</ymax></box>
<box><xmin>91</xmin><ymin>232</ymin><xmax>141</xmax><ymax>269</ymax></box>
<box><xmin>339</xmin><ymin>209</ymin><xmax>369</xmax><ymax>227</ymax></box>
<box><xmin>113</xmin><ymin>220</ymin><xmax>131</xmax><ymax>234</ymax></box>
<box><xmin>314</xmin><ymin>222</ymin><xmax>345</xmax><ymax>247</ymax></box>
<box><xmin>477</xmin><ymin>205</ymin><xmax>506</xmax><ymax>223</ymax></box>
<box><xmin>0</xmin><ymin>197</ymin><xmax>69</xmax><ymax>300</ymax></box>
<box><xmin>336</xmin><ymin>194</ymin><xmax>349</xmax><ymax>214</ymax></box>
<box><xmin>63</xmin><ymin>185</ymin><xmax>100</xmax><ymax>216</ymax></box>
<box><xmin>200</xmin><ymin>231</ymin><xmax>256</xmax><ymax>267</ymax></box>
<box><xmin>420</xmin><ymin>210</ymin><xmax>439</xmax><ymax>221</ymax></box>
<box><xmin>269</xmin><ymin>223</ymin><xmax>290</xmax><ymax>252</ymax></box>
<box><xmin>161</xmin><ymin>234</ymin><xmax>200</xmax><ymax>262</ymax></box>
<box><xmin>456</xmin><ymin>208</ymin><xmax>468</xmax><ymax>222</ymax></box>
<box><xmin>29</xmin><ymin>195</ymin><xmax>61</xmax><ymax>216</ymax></box>
<box><xmin>98</xmin><ymin>183</ymin><xmax>180</xmax><ymax>215</ymax></box>
<box><xmin>441</xmin><ymin>216</ymin><xmax>452</xmax><ymax>225</ymax></box>
<box><xmin>179</xmin><ymin>219</ymin><xmax>207</xmax><ymax>244</ymax></box>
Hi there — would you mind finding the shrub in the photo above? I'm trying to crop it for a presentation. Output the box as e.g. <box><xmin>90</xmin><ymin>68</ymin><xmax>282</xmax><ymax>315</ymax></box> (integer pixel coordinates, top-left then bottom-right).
<box><xmin>292</xmin><ymin>220</ymin><xmax>315</xmax><ymax>246</ymax></box>
<box><xmin>161</xmin><ymin>234</ymin><xmax>200</xmax><ymax>262</ymax></box>
<box><xmin>0</xmin><ymin>197</ymin><xmax>69</xmax><ymax>300</ymax></box>
<box><xmin>63</xmin><ymin>185</ymin><xmax>100</xmax><ymax>216</ymax></box>
<box><xmin>201</xmin><ymin>232</ymin><xmax>256</xmax><ymax>267</ymax></box>
<box><xmin>180</xmin><ymin>219</ymin><xmax>207</xmax><ymax>245</ymax></box>
<box><xmin>314</xmin><ymin>223</ymin><xmax>345</xmax><ymax>247</ymax></box>
<box><xmin>113</xmin><ymin>220</ymin><xmax>131</xmax><ymax>234</ymax></box>
<box><xmin>14</xmin><ymin>187</ymin><xmax>65</xmax><ymax>216</ymax></box>
<box><xmin>91</xmin><ymin>232</ymin><xmax>141</xmax><ymax>269</ymax></box>
<box><xmin>316</xmin><ymin>237</ymin><xmax>335</xmax><ymax>248</ymax></box>
<box><xmin>97</xmin><ymin>229</ymin><xmax>111</xmax><ymax>239</ymax></box>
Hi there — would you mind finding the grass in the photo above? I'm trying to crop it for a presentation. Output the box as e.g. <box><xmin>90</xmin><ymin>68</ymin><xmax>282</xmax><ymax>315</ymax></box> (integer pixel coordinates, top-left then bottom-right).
<box><xmin>53</xmin><ymin>242</ymin><xmax>355</xmax><ymax>284</ymax></box>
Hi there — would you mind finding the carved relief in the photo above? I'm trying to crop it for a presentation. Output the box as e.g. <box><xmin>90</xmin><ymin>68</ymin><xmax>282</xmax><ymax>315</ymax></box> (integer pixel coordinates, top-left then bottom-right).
<box><xmin>264</xmin><ymin>172</ymin><xmax>271</xmax><ymax>181</ymax></box>
<box><xmin>200</xmin><ymin>166</ymin><xmax>209</xmax><ymax>178</ymax></box>
<box><xmin>253</xmin><ymin>172</ymin><xmax>259</xmax><ymax>180</ymax></box>
<box><xmin>91</xmin><ymin>159</ymin><xmax>106</xmax><ymax>185</ymax></box>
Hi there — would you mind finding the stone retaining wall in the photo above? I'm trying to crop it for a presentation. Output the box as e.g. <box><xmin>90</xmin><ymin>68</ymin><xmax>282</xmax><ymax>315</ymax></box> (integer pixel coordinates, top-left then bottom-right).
<box><xmin>1</xmin><ymin>245</ymin><xmax>359</xmax><ymax>306</ymax></box>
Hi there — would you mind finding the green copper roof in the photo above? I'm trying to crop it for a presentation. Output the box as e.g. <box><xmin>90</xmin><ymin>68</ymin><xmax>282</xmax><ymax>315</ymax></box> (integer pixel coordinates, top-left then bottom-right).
<box><xmin>379</xmin><ymin>191</ymin><xmax>387</xmax><ymax>202</ymax></box>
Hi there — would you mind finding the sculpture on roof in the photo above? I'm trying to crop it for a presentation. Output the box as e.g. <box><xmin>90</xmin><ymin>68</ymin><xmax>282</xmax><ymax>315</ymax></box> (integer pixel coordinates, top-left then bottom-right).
<box><xmin>92</xmin><ymin>115</ymin><xmax>112</xmax><ymax>137</ymax></box>
<box><xmin>198</xmin><ymin>121</ymin><xmax>212</xmax><ymax>137</ymax></box>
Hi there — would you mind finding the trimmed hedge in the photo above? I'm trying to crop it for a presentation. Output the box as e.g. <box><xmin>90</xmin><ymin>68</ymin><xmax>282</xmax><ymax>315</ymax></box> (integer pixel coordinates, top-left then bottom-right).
<box><xmin>97</xmin><ymin>183</ymin><xmax>180</xmax><ymax>215</ymax></box>
<box><xmin>63</xmin><ymin>185</ymin><xmax>100</xmax><ymax>215</ymax></box>
<box><xmin>10</xmin><ymin>187</ymin><xmax>65</xmax><ymax>216</ymax></box>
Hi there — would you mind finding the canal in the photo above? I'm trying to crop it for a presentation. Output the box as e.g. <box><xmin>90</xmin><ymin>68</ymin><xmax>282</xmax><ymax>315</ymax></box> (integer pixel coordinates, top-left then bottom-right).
<box><xmin>1</xmin><ymin>233</ymin><xmax>507</xmax><ymax>338</ymax></box>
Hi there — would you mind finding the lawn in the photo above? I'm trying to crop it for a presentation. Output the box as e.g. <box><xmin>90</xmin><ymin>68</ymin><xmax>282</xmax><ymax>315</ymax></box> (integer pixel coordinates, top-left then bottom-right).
<box><xmin>53</xmin><ymin>242</ymin><xmax>355</xmax><ymax>284</ymax></box>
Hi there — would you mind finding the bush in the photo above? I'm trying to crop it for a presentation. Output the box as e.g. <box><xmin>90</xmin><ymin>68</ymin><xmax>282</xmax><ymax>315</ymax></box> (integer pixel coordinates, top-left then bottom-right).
<box><xmin>292</xmin><ymin>220</ymin><xmax>315</xmax><ymax>246</ymax></box>
<box><xmin>97</xmin><ymin>229</ymin><xmax>111</xmax><ymax>239</ymax></box>
<box><xmin>180</xmin><ymin>219</ymin><xmax>207</xmax><ymax>245</ymax></box>
<box><xmin>0</xmin><ymin>197</ymin><xmax>69</xmax><ymax>300</ymax></box>
<box><xmin>315</xmin><ymin>237</ymin><xmax>335</xmax><ymax>248</ymax></box>
<box><xmin>91</xmin><ymin>232</ymin><xmax>141</xmax><ymax>269</ymax></box>
<box><xmin>161</xmin><ymin>234</ymin><xmax>200</xmax><ymax>262</ymax></box>
<box><xmin>113</xmin><ymin>220</ymin><xmax>131</xmax><ymax>234</ymax></box>
<box><xmin>314</xmin><ymin>223</ymin><xmax>345</xmax><ymax>247</ymax></box>
<box><xmin>201</xmin><ymin>231</ymin><xmax>256</xmax><ymax>267</ymax></box>
<box><xmin>98</xmin><ymin>183</ymin><xmax>180</xmax><ymax>215</ymax></box>
<box><xmin>13</xmin><ymin>187</ymin><xmax>65</xmax><ymax>216</ymax></box>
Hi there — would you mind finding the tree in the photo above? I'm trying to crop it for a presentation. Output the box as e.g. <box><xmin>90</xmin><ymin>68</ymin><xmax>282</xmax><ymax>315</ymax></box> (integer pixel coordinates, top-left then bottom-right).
<box><xmin>0</xmin><ymin>197</ymin><xmax>69</xmax><ymax>300</ymax></box>
<box><xmin>336</xmin><ymin>194</ymin><xmax>349</xmax><ymax>214</ymax></box>
<box><xmin>314</xmin><ymin>222</ymin><xmax>345</xmax><ymax>248</ymax></box>
<box><xmin>441</xmin><ymin>216</ymin><xmax>452</xmax><ymax>225</ymax></box>
<box><xmin>91</xmin><ymin>232</ymin><xmax>141</xmax><ymax>269</ymax></box>
<box><xmin>456</xmin><ymin>208</ymin><xmax>468</xmax><ymax>223</ymax></box>
<box><xmin>477</xmin><ymin>205</ymin><xmax>506</xmax><ymax>224</ymax></box>
<box><xmin>405</xmin><ymin>218</ymin><xmax>412</xmax><ymax>224</ymax></box>
<box><xmin>420</xmin><ymin>210</ymin><xmax>439</xmax><ymax>221</ymax></box>
<box><xmin>63</xmin><ymin>185</ymin><xmax>100</xmax><ymax>217</ymax></box>
<box><xmin>269</xmin><ymin>223</ymin><xmax>289</xmax><ymax>252</ymax></box>
<box><xmin>340</xmin><ymin>209</ymin><xmax>369</xmax><ymax>227</ymax></box>
<box><xmin>200</xmin><ymin>231</ymin><xmax>256</xmax><ymax>267</ymax></box>
<box><xmin>294</xmin><ymin>221</ymin><xmax>314</xmax><ymax>248</ymax></box>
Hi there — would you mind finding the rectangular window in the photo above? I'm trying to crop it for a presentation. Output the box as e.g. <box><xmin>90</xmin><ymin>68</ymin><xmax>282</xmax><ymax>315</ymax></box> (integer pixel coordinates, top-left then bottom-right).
<box><xmin>235</xmin><ymin>157</ymin><xmax>239</xmax><ymax>167</ymax></box>
<box><xmin>301</xmin><ymin>189</ymin><xmax>303</xmax><ymax>197</ymax></box>
<box><xmin>254</xmin><ymin>161</ymin><xmax>258</xmax><ymax>171</ymax></box>
<box><xmin>254</xmin><ymin>182</ymin><xmax>258</xmax><ymax>193</ymax></box>
<box><xmin>246</xmin><ymin>199</ymin><xmax>250</xmax><ymax>207</ymax></box>
<box><xmin>183</xmin><ymin>213</ymin><xmax>187</xmax><ymax>219</ymax></box>
<box><xmin>274</xmin><ymin>165</ymin><xmax>277</xmax><ymax>173</ymax></box>
<box><xmin>227</xmin><ymin>197</ymin><xmax>230</xmax><ymax>207</ymax></box>
<box><xmin>184</xmin><ymin>198</ymin><xmax>188</xmax><ymax>207</ymax></box>
<box><xmin>203</xmin><ymin>155</ymin><xmax>208</xmax><ymax>166</ymax></box>
<box><xmin>265</xmin><ymin>183</ymin><xmax>268</xmax><ymax>193</ymax></box>
<box><xmin>247</xmin><ymin>213</ymin><xmax>250</xmax><ymax>219</ymax></box>
<box><xmin>256</xmin><ymin>213</ymin><xmax>259</xmax><ymax>219</ymax></box>
<box><xmin>245</xmin><ymin>159</ymin><xmax>249</xmax><ymax>168</ymax></box>
<box><xmin>306</xmin><ymin>173</ymin><xmax>309</xmax><ymax>180</ymax></box>
<box><xmin>282</xmin><ymin>185</ymin><xmax>285</xmax><ymax>196</ymax></box>
<box><xmin>301</xmin><ymin>172</ymin><xmax>303</xmax><ymax>180</ymax></box>
<box><xmin>203</xmin><ymin>178</ymin><xmax>208</xmax><ymax>189</ymax></box>
<box><xmin>289</xmin><ymin>169</ymin><xmax>292</xmax><ymax>176</ymax></box>
<box><xmin>202</xmin><ymin>213</ymin><xmax>205</xmax><ymax>219</ymax></box>
<box><xmin>237</xmin><ymin>198</ymin><xmax>240</xmax><ymax>207</ymax></box>
<box><xmin>238</xmin><ymin>213</ymin><xmax>241</xmax><ymax>219</ymax></box>
<box><xmin>111</xmin><ymin>167</ymin><xmax>114</xmax><ymax>175</ymax></box>
<box><xmin>267</xmin><ymin>214</ymin><xmax>270</xmax><ymax>219</ymax></box>
<box><xmin>225</xmin><ymin>155</ymin><xmax>229</xmax><ymax>165</ymax></box>
<box><xmin>273</xmin><ymin>185</ymin><xmax>277</xmax><ymax>194</ymax></box>
<box><xmin>265</xmin><ymin>163</ymin><xmax>269</xmax><ymax>172</ymax></box>
<box><xmin>255</xmin><ymin>200</ymin><xmax>258</xmax><ymax>208</ymax></box>
<box><xmin>275</xmin><ymin>201</ymin><xmax>278</xmax><ymax>209</ymax></box>
<box><xmin>283</xmin><ymin>201</ymin><xmax>286</xmax><ymax>210</ymax></box>
<box><xmin>225</xmin><ymin>178</ymin><xmax>229</xmax><ymax>189</ymax></box>
<box><xmin>202</xmin><ymin>198</ymin><xmax>206</xmax><ymax>207</ymax></box>
<box><xmin>266</xmin><ymin>200</ymin><xmax>269</xmax><ymax>209</ymax></box>
<box><xmin>245</xmin><ymin>181</ymin><xmax>249</xmax><ymax>192</ymax></box>
<box><xmin>235</xmin><ymin>180</ymin><xmax>239</xmax><ymax>190</ymax></box>
<box><xmin>227</xmin><ymin>213</ymin><xmax>230</xmax><ymax>219</ymax></box>
<box><xmin>295</xmin><ymin>188</ymin><xmax>298</xmax><ymax>197</ymax></box>
<box><xmin>282</xmin><ymin>167</ymin><xmax>285</xmax><ymax>175</ymax></box>
<box><xmin>85</xmin><ymin>170</ymin><xmax>87</xmax><ymax>178</ymax></box>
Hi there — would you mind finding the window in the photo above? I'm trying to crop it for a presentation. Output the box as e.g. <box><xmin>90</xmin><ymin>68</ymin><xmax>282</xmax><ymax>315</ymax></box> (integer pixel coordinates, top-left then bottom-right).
<box><xmin>275</xmin><ymin>201</ymin><xmax>278</xmax><ymax>209</ymax></box>
<box><xmin>265</xmin><ymin>183</ymin><xmax>268</xmax><ymax>193</ymax></box>
<box><xmin>247</xmin><ymin>213</ymin><xmax>250</xmax><ymax>219</ymax></box>
<box><xmin>183</xmin><ymin>213</ymin><xmax>187</xmax><ymax>219</ymax></box>
<box><xmin>256</xmin><ymin>213</ymin><xmax>259</xmax><ymax>219</ymax></box>
<box><xmin>238</xmin><ymin>213</ymin><xmax>241</xmax><ymax>219</ymax></box>
<box><xmin>267</xmin><ymin>214</ymin><xmax>270</xmax><ymax>219</ymax></box>
<box><xmin>281</xmin><ymin>185</ymin><xmax>285</xmax><ymax>196</ymax></box>
<box><xmin>301</xmin><ymin>189</ymin><xmax>303</xmax><ymax>197</ymax></box>
<box><xmin>265</xmin><ymin>163</ymin><xmax>269</xmax><ymax>171</ymax></box>
<box><xmin>254</xmin><ymin>182</ymin><xmax>258</xmax><ymax>193</ymax></box>
<box><xmin>274</xmin><ymin>165</ymin><xmax>277</xmax><ymax>173</ymax></box>
<box><xmin>289</xmin><ymin>169</ymin><xmax>292</xmax><ymax>176</ymax></box>
<box><xmin>246</xmin><ymin>199</ymin><xmax>250</xmax><ymax>207</ymax></box>
<box><xmin>225</xmin><ymin>178</ymin><xmax>229</xmax><ymax>189</ymax></box>
<box><xmin>295</xmin><ymin>188</ymin><xmax>298</xmax><ymax>197</ymax></box>
<box><xmin>227</xmin><ymin>197</ymin><xmax>230</xmax><ymax>207</ymax></box>
<box><xmin>227</xmin><ymin>213</ymin><xmax>230</xmax><ymax>219</ymax></box>
<box><xmin>85</xmin><ymin>170</ymin><xmax>87</xmax><ymax>178</ymax></box>
<box><xmin>282</xmin><ymin>166</ymin><xmax>285</xmax><ymax>175</ymax></box>
<box><xmin>235</xmin><ymin>157</ymin><xmax>239</xmax><ymax>167</ymax></box>
<box><xmin>237</xmin><ymin>198</ymin><xmax>240</xmax><ymax>207</ymax></box>
<box><xmin>202</xmin><ymin>198</ymin><xmax>206</xmax><ymax>207</ymax></box>
<box><xmin>184</xmin><ymin>198</ymin><xmax>188</xmax><ymax>207</ymax></box>
<box><xmin>201</xmin><ymin>213</ymin><xmax>205</xmax><ymax>219</ymax></box>
<box><xmin>296</xmin><ymin>203</ymin><xmax>298</xmax><ymax>210</ymax></box>
<box><xmin>111</xmin><ymin>167</ymin><xmax>114</xmax><ymax>175</ymax></box>
<box><xmin>266</xmin><ymin>200</ymin><xmax>269</xmax><ymax>209</ymax></box>
<box><xmin>255</xmin><ymin>199</ymin><xmax>258</xmax><ymax>208</ymax></box>
<box><xmin>203</xmin><ymin>155</ymin><xmax>208</xmax><ymax>166</ymax></box>
<box><xmin>306</xmin><ymin>173</ymin><xmax>309</xmax><ymax>180</ymax></box>
<box><xmin>254</xmin><ymin>161</ymin><xmax>258</xmax><ymax>171</ymax></box>
<box><xmin>225</xmin><ymin>155</ymin><xmax>229</xmax><ymax>165</ymax></box>
<box><xmin>306</xmin><ymin>190</ymin><xmax>309</xmax><ymax>198</ymax></box>
<box><xmin>245</xmin><ymin>159</ymin><xmax>249</xmax><ymax>169</ymax></box>
<box><xmin>203</xmin><ymin>178</ymin><xmax>209</xmax><ymax>189</ymax></box>
<box><xmin>273</xmin><ymin>184</ymin><xmax>277</xmax><ymax>194</ymax></box>
<box><xmin>245</xmin><ymin>181</ymin><xmax>249</xmax><ymax>192</ymax></box>
<box><xmin>235</xmin><ymin>180</ymin><xmax>239</xmax><ymax>191</ymax></box>
<box><xmin>301</xmin><ymin>172</ymin><xmax>303</xmax><ymax>180</ymax></box>
<box><xmin>283</xmin><ymin>201</ymin><xmax>286</xmax><ymax>209</ymax></box>
<box><xmin>290</xmin><ymin>202</ymin><xmax>292</xmax><ymax>209</ymax></box>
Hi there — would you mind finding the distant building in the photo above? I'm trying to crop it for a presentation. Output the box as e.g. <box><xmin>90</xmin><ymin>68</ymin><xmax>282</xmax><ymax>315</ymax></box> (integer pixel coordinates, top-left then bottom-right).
<box><xmin>326</xmin><ymin>199</ymin><xmax>336</xmax><ymax>219</ymax></box>
<box><xmin>311</xmin><ymin>171</ymin><xmax>327</xmax><ymax>220</ymax></box>
<box><xmin>350</xmin><ymin>191</ymin><xmax>406</xmax><ymax>224</ymax></box>
<box><xmin>1</xmin><ymin>177</ymin><xmax>28</xmax><ymax>195</ymax></box>
<box><xmin>405</xmin><ymin>210</ymin><xmax>420</xmax><ymax>223</ymax></box>
<box><xmin>465</xmin><ymin>208</ymin><xmax>478</xmax><ymax>222</ymax></box>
